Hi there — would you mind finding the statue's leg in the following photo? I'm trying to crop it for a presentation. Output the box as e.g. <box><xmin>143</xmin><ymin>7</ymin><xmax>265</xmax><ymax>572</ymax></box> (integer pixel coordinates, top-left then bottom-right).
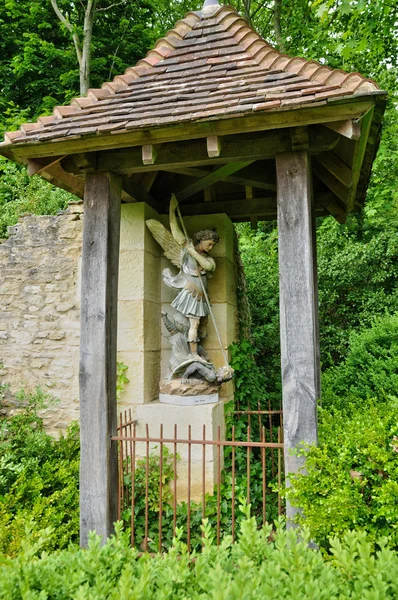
<box><xmin>188</xmin><ymin>317</ymin><xmax>200</xmax><ymax>357</ymax></box>
<box><xmin>198</xmin><ymin>316</ymin><xmax>208</xmax><ymax>340</ymax></box>
<box><xmin>187</xmin><ymin>317</ymin><xmax>200</xmax><ymax>342</ymax></box>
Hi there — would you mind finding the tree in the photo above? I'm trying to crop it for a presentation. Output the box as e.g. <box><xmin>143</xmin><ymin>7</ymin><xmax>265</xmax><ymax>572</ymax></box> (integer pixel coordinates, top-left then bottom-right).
<box><xmin>50</xmin><ymin>0</ymin><xmax>97</xmax><ymax>96</ymax></box>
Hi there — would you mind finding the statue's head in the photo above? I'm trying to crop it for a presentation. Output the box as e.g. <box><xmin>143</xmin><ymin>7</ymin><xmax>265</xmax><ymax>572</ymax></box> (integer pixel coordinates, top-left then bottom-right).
<box><xmin>216</xmin><ymin>365</ymin><xmax>234</xmax><ymax>383</ymax></box>
<box><xmin>193</xmin><ymin>229</ymin><xmax>220</xmax><ymax>253</ymax></box>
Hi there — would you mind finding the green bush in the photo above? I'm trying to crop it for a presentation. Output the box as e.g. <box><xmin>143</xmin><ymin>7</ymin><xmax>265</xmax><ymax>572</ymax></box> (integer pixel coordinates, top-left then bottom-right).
<box><xmin>287</xmin><ymin>399</ymin><xmax>398</xmax><ymax>550</ymax></box>
<box><xmin>0</xmin><ymin>388</ymin><xmax>79</xmax><ymax>556</ymax></box>
<box><xmin>321</xmin><ymin>313</ymin><xmax>398</xmax><ymax>412</ymax></box>
<box><xmin>1</xmin><ymin>509</ymin><xmax>398</xmax><ymax>599</ymax></box>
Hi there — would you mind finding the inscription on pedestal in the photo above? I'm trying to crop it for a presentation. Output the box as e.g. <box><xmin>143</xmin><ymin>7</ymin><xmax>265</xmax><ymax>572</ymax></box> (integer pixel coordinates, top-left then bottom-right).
<box><xmin>159</xmin><ymin>393</ymin><xmax>219</xmax><ymax>406</ymax></box>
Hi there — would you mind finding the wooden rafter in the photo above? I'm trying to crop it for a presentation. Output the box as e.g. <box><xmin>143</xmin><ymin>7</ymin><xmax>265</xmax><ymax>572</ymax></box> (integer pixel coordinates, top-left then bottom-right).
<box><xmin>176</xmin><ymin>161</ymin><xmax>253</xmax><ymax>202</ymax></box>
<box><xmin>162</xmin><ymin>164</ymin><xmax>276</xmax><ymax>191</ymax></box>
<box><xmin>32</xmin><ymin>161</ymin><xmax>84</xmax><ymax>198</ymax></box>
<box><xmin>312</xmin><ymin>159</ymin><xmax>350</xmax><ymax>206</ymax></box>
<box><xmin>347</xmin><ymin>107</ymin><xmax>374</xmax><ymax>212</ymax></box>
<box><xmin>121</xmin><ymin>177</ymin><xmax>161</xmax><ymax>212</ymax></box>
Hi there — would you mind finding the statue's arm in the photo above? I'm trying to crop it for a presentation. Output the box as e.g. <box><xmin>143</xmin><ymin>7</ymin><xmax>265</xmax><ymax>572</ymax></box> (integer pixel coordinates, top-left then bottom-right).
<box><xmin>169</xmin><ymin>195</ymin><xmax>186</xmax><ymax>246</ymax></box>
<box><xmin>186</xmin><ymin>244</ymin><xmax>216</xmax><ymax>272</ymax></box>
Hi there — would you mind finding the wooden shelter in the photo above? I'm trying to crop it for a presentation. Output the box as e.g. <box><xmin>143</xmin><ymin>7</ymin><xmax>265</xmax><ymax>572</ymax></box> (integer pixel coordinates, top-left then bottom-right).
<box><xmin>0</xmin><ymin>0</ymin><xmax>386</xmax><ymax>543</ymax></box>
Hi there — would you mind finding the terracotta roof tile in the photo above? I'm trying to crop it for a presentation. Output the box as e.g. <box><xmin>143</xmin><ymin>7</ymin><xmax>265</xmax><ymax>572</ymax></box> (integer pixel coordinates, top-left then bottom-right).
<box><xmin>2</xmin><ymin>2</ymin><xmax>383</xmax><ymax>148</ymax></box>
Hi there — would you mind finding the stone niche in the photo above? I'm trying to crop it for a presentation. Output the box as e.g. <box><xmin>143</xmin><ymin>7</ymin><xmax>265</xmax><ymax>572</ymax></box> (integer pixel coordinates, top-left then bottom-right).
<box><xmin>0</xmin><ymin>201</ymin><xmax>238</xmax><ymax>496</ymax></box>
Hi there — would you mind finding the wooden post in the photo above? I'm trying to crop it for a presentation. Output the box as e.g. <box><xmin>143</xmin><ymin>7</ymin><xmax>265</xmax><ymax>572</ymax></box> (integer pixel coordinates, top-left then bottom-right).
<box><xmin>79</xmin><ymin>171</ymin><xmax>121</xmax><ymax>546</ymax></box>
<box><xmin>275</xmin><ymin>151</ymin><xmax>320</xmax><ymax>526</ymax></box>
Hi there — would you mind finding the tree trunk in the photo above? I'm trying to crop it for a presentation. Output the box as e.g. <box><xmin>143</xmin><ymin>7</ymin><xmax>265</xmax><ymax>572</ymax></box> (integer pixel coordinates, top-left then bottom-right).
<box><xmin>80</xmin><ymin>0</ymin><xmax>97</xmax><ymax>95</ymax></box>
<box><xmin>274</xmin><ymin>0</ymin><xmax>285</xmax><ymax>52</ymax></box>
<box><xmin>243</xmin><ymin>0</ymin><xmax>252</xmax><ymax>26</ymax></box>
<box><xmin>50</xmin><ymin>0</ymin><xmax>97</xmax><ymax>97</ymax></box>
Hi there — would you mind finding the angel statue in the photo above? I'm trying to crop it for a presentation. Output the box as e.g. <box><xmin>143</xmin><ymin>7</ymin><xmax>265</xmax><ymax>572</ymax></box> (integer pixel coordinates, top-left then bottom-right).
<box><xmin>146</xmin><ymin>195</ymin><xmax>234</xmax><ymax>394</ymax></box>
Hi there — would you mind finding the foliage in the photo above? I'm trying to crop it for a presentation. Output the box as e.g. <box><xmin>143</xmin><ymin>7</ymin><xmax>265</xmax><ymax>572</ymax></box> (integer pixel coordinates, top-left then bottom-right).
<box><xmin>287</xmin><ymin>398</ymin><xmax>398</xmax><ymax>552</ymax></box>
<box><xmin>1</xmin><ymin>510</ymin><xmax>398</xmax><ymax>598</ymax></box>
<box><xmin>116</xmin><ymin>362</ymin><xmax>130</xmax><ymax>402</ymax></box>
<box><xmin>286</xmin><ymin>315</ymin><xmax>398</xmax><ymax>549</ymax></box>
<box><xmin>321</xmin><ymin>313</ymin><xmax>398</xmax><ymax>411</ymax></box>
<box><xmin>0</xmin><ymin>389</ymin><xmax>79</xmax><ymax>557</ymax></box>
<box><xmin>237</xmin><ymin>197</ymin><xmax>398</xmax><ymax>379</ymax></box>
<box><xmin>233</xmin><ymin>225</ymin><xmax>282</xmax><ymax>411</ymax></box>
<box><xmin>0</xmin><ymin>159</ymin><xmax>75</xmax><ymax>239</ymax></box>
<box><xmin>316</xmin><ymin>211</ymin><xmax>398</xmax><ymax>369</ymax></box>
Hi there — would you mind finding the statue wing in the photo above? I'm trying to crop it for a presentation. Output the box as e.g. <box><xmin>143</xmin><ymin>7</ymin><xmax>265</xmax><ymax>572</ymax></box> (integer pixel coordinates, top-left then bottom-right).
<box><xmin>146</xmin><ymin>219</ymin><xmax>182</xmax><ymax>268</ymax></box>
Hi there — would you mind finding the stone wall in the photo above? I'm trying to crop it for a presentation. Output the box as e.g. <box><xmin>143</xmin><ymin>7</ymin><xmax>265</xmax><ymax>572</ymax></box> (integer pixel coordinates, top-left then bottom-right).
<box><xmin>0</xmin><ymin>203</ymin><xmax>83</xmax><ymax>433</ymax></box>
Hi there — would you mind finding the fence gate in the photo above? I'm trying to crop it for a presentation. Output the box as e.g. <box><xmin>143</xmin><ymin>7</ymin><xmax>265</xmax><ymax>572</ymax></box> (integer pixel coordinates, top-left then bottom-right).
<box><xmin>112</xmin><ymin>408</ymin><xmax>284</xmax><ymax>553</ymax></box>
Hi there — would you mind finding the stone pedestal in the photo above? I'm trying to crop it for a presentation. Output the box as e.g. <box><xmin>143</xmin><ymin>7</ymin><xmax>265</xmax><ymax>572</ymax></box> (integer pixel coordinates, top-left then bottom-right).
<box><xmin>136</xmin><ymin>401</ymin><xmax>225</xmax><ymax>501</ymax></box>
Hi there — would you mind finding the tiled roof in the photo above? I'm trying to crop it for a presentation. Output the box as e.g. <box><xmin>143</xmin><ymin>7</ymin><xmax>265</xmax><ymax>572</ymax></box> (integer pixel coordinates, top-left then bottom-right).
<box><xmin>3</xmin><ymin>1</ymin><xmax>382</xmax><ymax>147</ymax></box>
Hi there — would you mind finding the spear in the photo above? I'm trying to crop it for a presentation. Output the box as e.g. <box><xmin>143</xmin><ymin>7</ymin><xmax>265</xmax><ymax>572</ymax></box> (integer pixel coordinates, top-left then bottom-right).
<box><xmin>175</xmin><ymin>199</ymin><xmax>230</xmax><ymax>367</ymax></box>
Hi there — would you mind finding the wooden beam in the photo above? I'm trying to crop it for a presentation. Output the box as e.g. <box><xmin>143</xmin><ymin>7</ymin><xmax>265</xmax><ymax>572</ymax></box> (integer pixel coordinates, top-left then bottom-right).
<box><xmin>203</xmin><ymin>186</ymin><xmax>216</xmax><ymax>202</ymax></box>
<box><xmin>316</xmin><ymin>151</ymin><xmax>352</xmax><ymax>188</ymax></box>
<box><xmin>121</xmin><ymin>176</ymin><xmax>161</xmax><ymax>212</ymax></box>
<box><xmin>276</xmin><ymin>150</ymin><xmax>319</xmax><ymax>526</ymax></box>
<box><xmin>180</xmin><ymin>196</ymin><xmax>276</xmax><ymax>218</ymax></box>
<box><xmin>161</xmin><ymin>167</ymin><xmax>211</xmax><ymax>178</ymax></box>
<box><xmin>79</xmin><ymin>171</ymin><xmax>121</xmax><ymax>547</ymax></box>
<box><xmin>325</xmin><ymin>119</ymin><xmax>361</xmax><ymax>140</ymax></box>
<box><xmin>27</xmin><ymin>155</ymin><xmax>65</xmax><ymax>176</ymax></box>
<box><xmin>224</xmin><ymin>163</ymin><xmax>277</xmax><ymax>192</ymax></box>
<box><xmin>138</xmin><ymin>171</ymin><xmax>159</xmax><ymax>191</ymax></box>
<box><xmin>7</xmin><ymin>98</ymin><xmax>373</xmax><ymax>160</ymax></box>
<box><xmin>163</xmin><ymin>164</ymin><xmax>277</xmax><ymax>192</ymax></box>
<box><xmin>312</xmin><ymin>158</ymin><xmax>350</xmax><ymax>205</ymax></box>
<box><xmin>207</xmin><ymin>135</ymin><xmax>222</xmax><ymax>158</ymax></box>
<box><xmin>176</xmin><ymin>161</ymin><xmax>253</xmax><ymax>202</ymax></box>
<box><xmin>97</xmin><ymin>126</ymin><xmax>339</xmax><ymax>176</ymax></box>
<box><xmin>245</xmin><ymin>185</ymin><xmax>254</xmax><ymax>199</ymax></box>
<box><xmin>315</xmin><ymin>190</ymin><xmax>347</xmax><ymax>223</ymax></box>
<box><xmin>39</xmin><ymin>162</ymin><xmax>84</xmax><ymax>198</ymax></box>
<box><xmin>347</xmin><ymin>107</ymin><xmax>374</xmax><ymax>212</ymax></box>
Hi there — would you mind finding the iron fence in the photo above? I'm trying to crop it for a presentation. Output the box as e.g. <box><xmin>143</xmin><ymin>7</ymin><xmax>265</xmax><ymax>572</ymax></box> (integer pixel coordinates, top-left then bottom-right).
<box><xmin>112</xmin><ymin>408</ymin><xmax>284</xmax><ymax>553</ymax></box>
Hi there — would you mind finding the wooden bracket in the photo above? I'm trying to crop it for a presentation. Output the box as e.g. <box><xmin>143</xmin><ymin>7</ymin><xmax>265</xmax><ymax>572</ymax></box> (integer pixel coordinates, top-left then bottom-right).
<box><xmin>142</xmin><ymin>144</ymin><xmax>159</xmax><ymax>166</ymax></box>
<box><xmin>324</xmin><ymin>119</ymin><xmax>361</xmax><ymax>140</ymax></box>
<box><xmin>206</xmin><ymin>135</ymin><xmax>223</xmax><ymax>158</ymax></box>
<box><xmin>27</xmin><ymin>155</ymin><xmax>66</xmax><ymax>176</ymax></box>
